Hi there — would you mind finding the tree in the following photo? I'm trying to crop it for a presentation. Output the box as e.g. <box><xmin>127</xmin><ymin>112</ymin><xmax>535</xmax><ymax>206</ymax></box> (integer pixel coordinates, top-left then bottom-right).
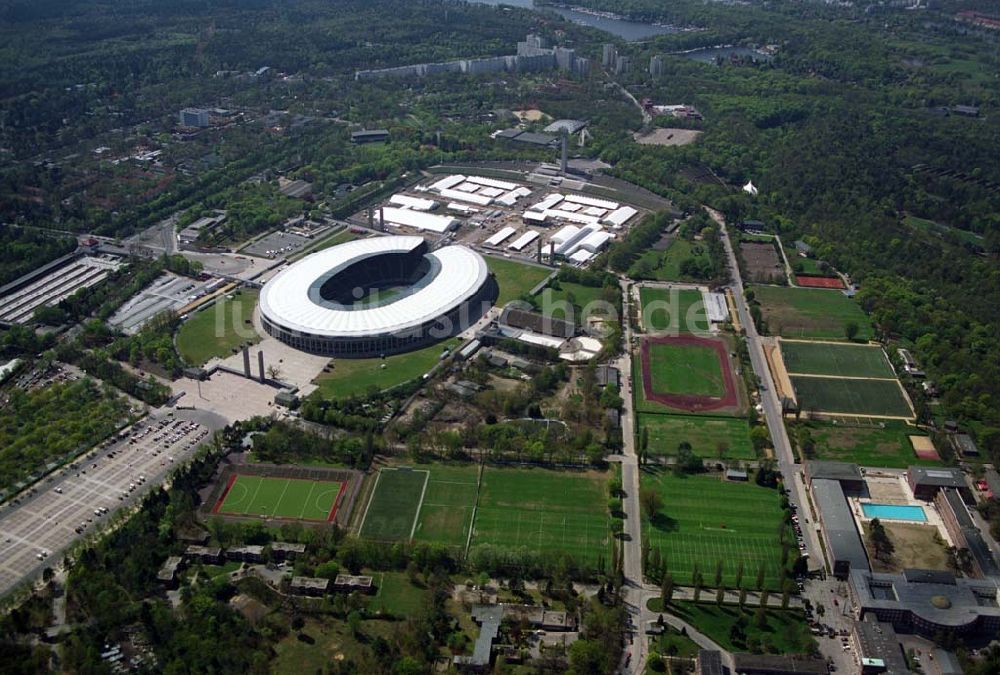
<box><xmin>754</xmin><ymin>606</ymin><xmax>767</xmax><ymax>629</ymax></box>
<box><xmin>738</xmin><ymin>586</ymin><xmax>748</xmax><ymax>610</ymax></box>
<box><xmin>640</xmin><ymin>487</ymin><xmax>663</xmax><ymax>521</ymax></box>
<box><xmin>845</xmin><ymin>321</ymin><xmax>859</xmax><ymax>341</ymax></box>
<box><xmin>716</xmin><ymin>586</ymin><xmax>725</xmax><ymax>606</ymax></box>
<box><xmin>347</xmin><ymin>610</ymin><xmax>362</xmax><ymax>637</ymax></box>
<box><xmin>640</xmin><ymin>426</ymin><xmax>649</xmax><ymax>464</ymax></box>
<box><xmin>869</xmin><ymin>518</ymin><xmax>895</xmax><ymax>562</ymax></box>
<box><xmin>714</xmin><ymin>560</ymin><xmax>723</xmax><ymax>588</ymax></box>
<box><xmin>756</xmin><ymin>564</ymin><xmax>765</xmax><ymax>591</ymax></box>
<box><xmin>661</xmin><ymin>573</ymin><xmax>674</xmax><ymax>607</ymax></box>
<box><xmin>735</xmin><ymin>561</ymin><xmax>745</xmax><ymax>589</ymax></box>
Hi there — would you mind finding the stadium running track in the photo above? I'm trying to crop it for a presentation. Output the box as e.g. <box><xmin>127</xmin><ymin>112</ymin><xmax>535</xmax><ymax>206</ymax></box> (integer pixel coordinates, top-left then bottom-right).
<box><xmin>640</xmin><ymin>335</ymin><xmax>738</xmax><ymax>412</ymax></box>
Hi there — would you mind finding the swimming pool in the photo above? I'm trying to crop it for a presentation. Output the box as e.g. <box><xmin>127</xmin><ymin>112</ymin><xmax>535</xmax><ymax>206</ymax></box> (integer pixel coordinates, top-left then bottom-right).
<box><xmin>861</xmin><ymin>503</ymin><xmax>927</xmax><ymax>522</ymax></box>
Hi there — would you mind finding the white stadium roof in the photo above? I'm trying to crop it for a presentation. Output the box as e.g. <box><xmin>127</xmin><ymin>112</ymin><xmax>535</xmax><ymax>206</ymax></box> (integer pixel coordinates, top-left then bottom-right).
<box><xmin>259</xmin><ymin>236</ymin><xmax>489</xmax><ymax>338</ymax></box>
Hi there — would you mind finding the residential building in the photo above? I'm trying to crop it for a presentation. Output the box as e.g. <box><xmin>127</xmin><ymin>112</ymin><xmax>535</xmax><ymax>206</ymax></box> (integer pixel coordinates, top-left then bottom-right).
<box><xmin>332</xmin><ymin>574</ymin><xmax>374</xmax><ymax>593</ymax></box>
<box><xmin>935</xmin><ymin>488</ymin><xmax>1000</xmax><ymax>578</ymax></box>
<box><xmin>157</xmin><ymin>556</ymin><xmax>184</xmax><ymax>587</ymax></box>
<box><xmin>290</xmin><ymin>576</ymin><xmax>329</xmax><ymax>596</ymax></box>
<box><xmin>270</xmin><ymin>542</ymin><xmax>306</xmax><ymax>561</ymax></box>
<box><xmin>649</xmin><ymin>55</ymin><xmax>665</xmax><ymax>77</ymax></box>
<box><xmin>184</xmin><ymin>545</ymin><xmax>223</xmax><ymax>565</ymax></box>
<box><xmin>601</xmin><ymin>43</ymin><xmax>617</xmax><ymax>68</ymax></box>
<box><xmin>179</xmin><ymin>107</ymin><xmax>210</xmax><ymax>128</ymax></box>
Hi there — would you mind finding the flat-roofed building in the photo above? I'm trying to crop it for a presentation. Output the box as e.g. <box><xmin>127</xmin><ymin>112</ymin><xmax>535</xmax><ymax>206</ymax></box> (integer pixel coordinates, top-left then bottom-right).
<box><xmin>731</xmin><ymin>653</ymin><xmax>829</xmax><ymax>674</ymax></box>
<box><xmin>290</xmin><ymin>576</ymin><xmax>329</xmax><ymax>596</ymax></box>
<box><xmin>226</xmin><ymin>545</ymin><xmax>265</xmax><ymax>563</ymax></box>
<box><xmin>696</xmin><ymin>650</ymin><xmax>724</xmax><ymax>675</ymax></box>
<box><xmin>908</xmin><ymin>467</ymin><xmax>972</xmax><ymax>503</ymax></box>
<box><xmin>270</xmin><ymin>542</ymin><xmax>306</xmax><ymax>561</ymax></box>
<box><xmin>184</xmin><ymin>545</ymin><xmax>223</xmax><ymax>565</ymax></box>
<box><xmin>935</xmin><ymin>488</ymin><xmax>1000</xmax><ymax>578</ymax></box>
<box><xmin>848</xmin><ymin>568</ymin><xmax>1000</xmax><ymax>638</ymax></box>
<box><xmin>333</xmin><ymin>574</ymin><xmax>374</xmax><ymax>593</ymax></box>
<box><xmin>351</xmin><ymin>129</ymin><xmax>389</xmax><ymax>144</ymax></box>
<box><xmin>851</xmin><ymin>614</ymin><xmax>909</xmax><ymax>674</ymax></box>
<box><xmin>812</xmin><ymin>478</ymin><xmax>870</xmax><ymax>578</ymax></box>
<box><xmin>805</xmin><ymin>460</ymin><xmax>865</xmax><ymax>493</ymax></box>
<box><xmin>158</xmin><ymin>556</ymin><xmax>184</xmax><ymax>587</ymax></box>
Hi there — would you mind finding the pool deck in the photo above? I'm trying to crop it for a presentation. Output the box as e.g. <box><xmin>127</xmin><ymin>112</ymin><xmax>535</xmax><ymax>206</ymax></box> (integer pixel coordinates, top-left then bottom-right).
<box><xmin>848</xmin><ymin>474</ymin><xmax>957</xmax><ymax>548</ymax></box>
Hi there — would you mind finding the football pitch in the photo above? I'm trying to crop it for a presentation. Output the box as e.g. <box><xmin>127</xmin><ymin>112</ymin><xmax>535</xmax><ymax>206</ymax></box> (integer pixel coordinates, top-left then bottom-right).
<box><xmin>753</xmin><ymin>285</ymin><xmax>873</xmax><ymax>340</ymax></box>
<box><xmin>638</xmin><ymin>413</ymin><xmax>756</xmax><ymax>459</ymax></box>
<box><xmin>214</xmin><ymin>475</ymin><xmax>344</xmax><ymax>522</ymax></box>
<box><xmin>360</xmin><ymin>465</ymin><xmax>611</xmax><ymax>564</ymax></box>
<box><xmin>639</xmin><ymin>287</ymin><xmax>709</xmax><ymax>333</ymax></box>
<box><xmin>780</xmin><ymin>340</ymin><xmax>894</xmax><ymax>378</ymax></box>
<box><xmin>359</xmin><ymin>468</ymin><xmax>430</xmax><ymax>541</ymax></box>
<box><xmin>792</xmin><ymin>376</ymin><xmax>913</xmax><ymax>418</ymax></box>
<box><xmin>647</xmin><ymin>342</ymin><xmax>726</xmax><ymax>398</ymax></box>
<box><xmin>640</xmin><ymin>471</ymin><xmax>789</xmax><ymax>590</ymax></box>
<box><xmin>473</xmin><ymin>467</ymin><xmax>610</xmax><ymax>565</ymax></box>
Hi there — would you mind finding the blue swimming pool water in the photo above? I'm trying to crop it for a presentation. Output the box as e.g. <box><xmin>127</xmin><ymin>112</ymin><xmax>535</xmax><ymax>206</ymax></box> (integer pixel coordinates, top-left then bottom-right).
<box><xmin>861</xmin><ymin>503</ymin><xmax>927</xmax><ymax>522</ymax></box>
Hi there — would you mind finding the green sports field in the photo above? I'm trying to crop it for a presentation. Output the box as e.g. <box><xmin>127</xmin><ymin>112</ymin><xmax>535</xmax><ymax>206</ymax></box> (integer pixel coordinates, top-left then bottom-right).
<box><xmin>359</xmin><ymin>468</ymin><xmax>429</xmax><ymax>541</ymax></box>
<box><xmin>792</xmin><ymin>421</ymin><xmax>936</xmax><ymax>468</ymax></box>
<box><xmin>472</xmin><ymin>467</ymin><xmax>610</xmax><ymax>565</ymax></box>
<box><xmin>752</xmin><ymin>285</ymin><xmax>873</xmax><ymax>340</ymax></box>
<box><xmin>639</xmin><ymin>413</ymin><xmax>756</xmax><ymax>459</ymax></box>
<box><xmin>648</xmin><ymin>342</ymin><xmax>725</xmax><ymax>397</ymax></box>
<box><xmin>781</xmin><ymin>340</ymin><xmax>894</xmax><ymax>378</ymax></box>
<box><xmin>412</xmin><ymin>464</ymin><xmax>479</xmax><ymax>548</ymax></box>
<box><xmin>640</xmin><ymin>471</ymin><xmax>790</xmax><ymax>590</ymax></box>
<box><xmin>485</xmin><ymin>256</ymin><xmax>551</xmax><ymax>305</ymax></box>
<box><xmin>215</xmin><ymin>474</ymin><xmax>342</xmax><ymax>521</ymax></box>
<box><xmin>792</xmin><ymin>376</ymin><xmax>913</xmax><ymax>417</ymax></box>
<box><xmin>176</xmin><ymin>289</ymin><xmax>260</xmax><ymax>366</ymax></box>
<box><xmin>639</xmin><ymin>287</ymin><xmax>709</xmax><ymax>333</ymax></box>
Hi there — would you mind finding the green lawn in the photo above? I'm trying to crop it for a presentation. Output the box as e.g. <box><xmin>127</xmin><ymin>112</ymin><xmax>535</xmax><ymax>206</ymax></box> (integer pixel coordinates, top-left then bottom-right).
<box><xmin>630</xmin><ymin>238</ymin><xmax>713</xmax><ymax>282</ymax></box>
<box><xmin>786</xmin><ymin>251</ymin><xmax>824</xmax><ymax>276</ymax></box>
<box><xmin>536</xmin><ymin>281</ymin><xmax>614</xmax><ymax>322</ymax></box>
<box><xmin>649</xmin><ymin>625</ymin><xmax>702</xmax><ymax>660</ymax></box>
<box><xmin>646</xmin><ymin>601</ymin><xmax>815</xmax><ymax>655</ymax></box>
<box><xmin>639</xmin><ymin>413</ymin><xmax>756</xmax><ymax>459</ymax></box>
<box><xmin>781</xmin><ymin>340</ymin><xmax>894</xmax><ymax>378</ymax></box>
<box><xmin>791</xmin><ymin>376</ymin><xmax>913</xmax><ymax>418</ymax></box>
<box><xmin>359</xmin><ymin>468</ymin><xmax>429</xmax><ymax>541</ymax></box>
<box><xmin>412</xmin><ymin>464</ymin><xmax>480</xmax><ymax>548</ymax></box>
<box><xmin>648</xmin><ymin>342</ymin><xmax>725</xmax><ymax>397</ymax></box>
<box><xmin>792</xmin><ymin>421</ymin><xmax>935</xmax><ymax>467</ymax></box>
<box><xmin>485</xmin><ymin>256</ymin><xmax>551</xmax><ymax>305</ymax></box>
<box><xmin>472</xmin><ymin>466</ymin><xmax>610</xmax><ymax>566</ymax></box>
<box><xmin>903</xmin><ymin>215</ymin><xmax>984</xmax><ymax>249</ymax></box>
<box><xmin>639</xmin><ymin>287</ymin><xmax>709</xmax><ymax>333</ymax></box>
<box><xmin>272</xmin><ymin>616</ymin><xmax>398</xmax><ymax>673</ymax></box>
<box><xmin>312</xmin><ymin>338</ymin><xmax>461</xmax><ymax>399</ymax></box>
<box><xmin>640</xmin><ymin>471</ymin><xmax>789</xmax><ymax>590</ymax></box>
<box><xmin>752</xmin><ymin>285</ymin><xmax>873</xmax><ymax>340</ymax></box>
<box><xmin>215</xmin><ymin>475</ymin><xmax>341</xmax><ymax>521</ymax></box>
<box><xmin>368</xmin><ymin>572</ymin><xmax>431</xmax><ymax>616</ymax></box>
<box><xmin>176</xmin><ymin>289</ymin><xmax>260</xmax><ymax>366</ymax></box>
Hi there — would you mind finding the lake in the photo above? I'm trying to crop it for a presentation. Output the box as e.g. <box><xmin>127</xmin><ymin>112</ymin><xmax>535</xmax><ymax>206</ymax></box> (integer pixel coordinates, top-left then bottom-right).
<box><xmin>676</xmin><ymin>45</ymin><xmax>773</xmax><ymax>64</ymax></box>
<box><xmin>469</xmin><ymin>0</ymin><xmax>679</xmax><ymax>41</ymax></box>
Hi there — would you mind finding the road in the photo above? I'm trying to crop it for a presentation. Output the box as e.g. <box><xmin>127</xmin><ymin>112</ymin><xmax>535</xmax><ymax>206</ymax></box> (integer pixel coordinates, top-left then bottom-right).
<box><xmin>615</xmin><ymin>277</ymin><xmax>650</xmax><ymax>674</ymax></box>
<box><xmin>0</xmin><ymin>407</ymin><xmax>227</xmax><ymax>599</ymax></box>
<box><xmin>708</xmin><ymin>208</ymin><xmax>824</xmax><ymax>567</ymax></box>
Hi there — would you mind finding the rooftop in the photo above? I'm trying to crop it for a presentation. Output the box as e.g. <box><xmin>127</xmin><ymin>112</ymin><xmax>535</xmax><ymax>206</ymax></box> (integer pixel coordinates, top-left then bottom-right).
<box><xmin>812</xmin><ymin>479</ymin><xmax>870</xmax><ymax>572</ymax></box>
<box><xmin>806</xmin><ymin>460</ymin><xmax>863</xmax><ymax>483</ymax></box>
<box><xmin>853</xmin><ymin>615</ymin><xmax>909</xmax><ymax>675</ymax></box>
<box><xmin>909</xmin><ymin>466</ymin><xmax>966</xmax><ymax>488</ymax></box>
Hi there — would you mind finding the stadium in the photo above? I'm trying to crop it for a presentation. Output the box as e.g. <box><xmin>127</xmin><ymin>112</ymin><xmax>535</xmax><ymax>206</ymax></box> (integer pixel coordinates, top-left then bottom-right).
<box><xmin>259</xmin><ymin>236</ymin><xmax>497</xmax><ymax>357</ymax></box>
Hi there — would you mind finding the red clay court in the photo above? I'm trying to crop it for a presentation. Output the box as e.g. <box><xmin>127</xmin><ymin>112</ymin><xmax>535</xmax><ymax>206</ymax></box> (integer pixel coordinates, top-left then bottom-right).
<box><xmin>640</xmin><ymin>335</ymin><xmax>739</xmax><ymax>412</ymax></box>
<box><xmin>795</xmin><ymin>274</ymin><xmax>845</xmax><ymax>289</ymax></box>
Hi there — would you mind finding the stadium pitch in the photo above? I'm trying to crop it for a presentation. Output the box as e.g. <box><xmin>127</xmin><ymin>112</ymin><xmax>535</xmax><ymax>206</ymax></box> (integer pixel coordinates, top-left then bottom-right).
<box><xmin>213</xmin><ymin>474</ymin><xmax>346</xmax><ymax>522</ymax></box>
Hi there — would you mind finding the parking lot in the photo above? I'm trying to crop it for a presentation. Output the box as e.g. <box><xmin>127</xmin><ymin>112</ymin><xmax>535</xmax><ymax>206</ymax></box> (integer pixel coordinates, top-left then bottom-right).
<box><xmin>109</xmin><ymin>273</ymin><xmax>228</xmax><ymax>334</ymax></box>
<box><xmin>0</xmin><ymin>408</ymin><xmax>226</xmax><ymax>598</ymax></box>
<box><xmin>240</xmin><ymin>231</ymin><xmax>312</xmax><ymax>260</ymax></box>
